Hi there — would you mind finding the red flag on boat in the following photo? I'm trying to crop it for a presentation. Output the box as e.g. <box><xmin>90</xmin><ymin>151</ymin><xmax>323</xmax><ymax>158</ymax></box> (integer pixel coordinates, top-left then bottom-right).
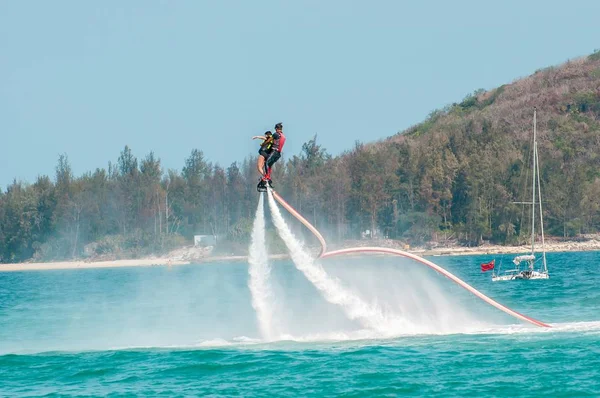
<box><xmin>480</xmin><ymin>259</ymin><xmax>495</xmax><ymax>272</ymax></box>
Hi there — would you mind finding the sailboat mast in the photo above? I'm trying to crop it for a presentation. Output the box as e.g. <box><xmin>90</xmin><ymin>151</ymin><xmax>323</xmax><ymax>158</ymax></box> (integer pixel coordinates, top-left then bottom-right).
<box><xmin>531</xmin><ymin>108</ymin><xmax>537</xmax><ymax>256</ymax></box>
<box><xmin>536</xmin><ymin>138</ymin><xmax>548</xmax><ymax>272</ymax></box>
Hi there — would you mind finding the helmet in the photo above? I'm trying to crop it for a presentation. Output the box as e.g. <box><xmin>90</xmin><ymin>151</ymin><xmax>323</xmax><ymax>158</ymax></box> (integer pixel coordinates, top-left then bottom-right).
<box><xmin>274</xmin><ymin>122</ymin><xmax>283</xmax><ymax>130</ymax></box>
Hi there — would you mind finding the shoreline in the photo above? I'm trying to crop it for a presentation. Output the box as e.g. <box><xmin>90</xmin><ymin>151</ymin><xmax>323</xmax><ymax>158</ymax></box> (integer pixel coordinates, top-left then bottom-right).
<box><xmin>2</xmin><ymin>239</ymin><xmax>600</xmax><ymax>272</ymax></box>
<box><xmin>0</xmin><ymin>254</ymin><xmax>289</xmax><ymax>272</ymax></box>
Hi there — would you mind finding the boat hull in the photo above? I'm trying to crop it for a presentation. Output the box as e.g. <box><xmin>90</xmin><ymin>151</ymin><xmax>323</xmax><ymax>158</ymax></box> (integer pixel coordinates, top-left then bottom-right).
<box><xmin>492</xmin><ymin>270</ymin><xmax>549</xmax><ymax>282</ymax></box>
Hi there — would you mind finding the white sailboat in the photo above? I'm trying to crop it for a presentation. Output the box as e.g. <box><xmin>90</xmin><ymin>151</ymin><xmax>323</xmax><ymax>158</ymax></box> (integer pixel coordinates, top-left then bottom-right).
<box><xmin>493</xmin><ymin>108</ymin><xmax>549</xmax><ymax>281</ymax></box>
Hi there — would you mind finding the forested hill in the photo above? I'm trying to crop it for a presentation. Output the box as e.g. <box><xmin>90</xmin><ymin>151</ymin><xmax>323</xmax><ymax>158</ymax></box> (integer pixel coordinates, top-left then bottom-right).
<box><xmin>373</xmin><ymin>50</ymin><xmax>600</xmax><ymax>244</ymax></box>
<box><xmin>2</xmin><ymin>51</ymin><xmax>600</xmax><ymax>263</ymax></box>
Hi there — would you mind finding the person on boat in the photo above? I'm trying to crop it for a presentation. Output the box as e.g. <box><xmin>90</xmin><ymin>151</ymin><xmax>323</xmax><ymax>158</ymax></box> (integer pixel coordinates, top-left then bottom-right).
<box><xmin>260</xmin><ymin>122</ymin><xmax>286</xmax><ymax>187</ymax></box>
<box><xmin>252</xmin><ymin>130</ymin><xmax>273</xmax><ymax>177</ymax></box>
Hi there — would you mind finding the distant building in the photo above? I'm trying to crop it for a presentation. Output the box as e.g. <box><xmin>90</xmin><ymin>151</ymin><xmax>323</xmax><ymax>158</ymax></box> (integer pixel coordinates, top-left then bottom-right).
<box><xmin>361</xmin><ymin>229</ymin><xmax>382</xmax><ymax>239</ymax></box>
<box><xmin>194</xmin><ymin>235</ymin><xmax>217</xmax><ymax>246</ymax></box>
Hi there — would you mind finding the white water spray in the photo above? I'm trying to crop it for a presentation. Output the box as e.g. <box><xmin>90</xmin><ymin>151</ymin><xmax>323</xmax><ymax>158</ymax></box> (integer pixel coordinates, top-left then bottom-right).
<box><xmin>267</xmin><ymin>190</ymin><xmax>393</xmax><ymax>332</ymax></box>
<box><xmin>248</xmin><ymin>195</ymin><xmax>276</xmax><ymax>340</ymax></box>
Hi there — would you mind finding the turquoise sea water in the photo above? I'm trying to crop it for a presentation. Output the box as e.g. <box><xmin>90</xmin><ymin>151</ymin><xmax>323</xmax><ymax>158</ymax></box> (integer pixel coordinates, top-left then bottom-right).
<box><xmin>1</xmin><ymin>251</ymin><xmax>599</xmax><ymax>396</ymax></box>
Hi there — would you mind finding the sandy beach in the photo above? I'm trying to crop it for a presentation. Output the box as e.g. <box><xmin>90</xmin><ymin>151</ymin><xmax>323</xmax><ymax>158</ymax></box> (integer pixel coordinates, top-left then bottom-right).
<box><xmin>2</xmin><ymin>237</ymin><xmax>600</xmax><ymax>272</ymax></box>
<box><xmin>411</xmin><ymin>237</ymin><xmax>600</xmax><ymax>257</ymax></box>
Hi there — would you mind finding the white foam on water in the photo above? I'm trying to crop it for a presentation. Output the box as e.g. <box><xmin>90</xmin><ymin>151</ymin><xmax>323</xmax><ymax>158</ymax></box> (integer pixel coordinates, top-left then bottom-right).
<box><xmin>470</xmin><ymin>320</ymin><xmax>600</xmax><ymax>335</ymax></box>
<box><xmin>199</xmin><ymin>320</ymin><xmax>600</xmax><ymax>347</ymax></box>
<box><xmin>21</xmin><ymin>321</ymin><xmax>598</xmax><ymax>354</ymax></box>
<box><xmin>194</xmin><ymin>338</ymin><xmax>233</xmax><ymax>347</ymax></box>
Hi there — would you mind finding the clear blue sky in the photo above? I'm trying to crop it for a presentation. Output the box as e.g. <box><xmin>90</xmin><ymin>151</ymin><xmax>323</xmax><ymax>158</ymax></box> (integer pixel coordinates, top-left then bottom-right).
<box><xmin>1</xmin><ymin>1</ymin><xmax>599</xmax><ymax>187</ymax></box>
